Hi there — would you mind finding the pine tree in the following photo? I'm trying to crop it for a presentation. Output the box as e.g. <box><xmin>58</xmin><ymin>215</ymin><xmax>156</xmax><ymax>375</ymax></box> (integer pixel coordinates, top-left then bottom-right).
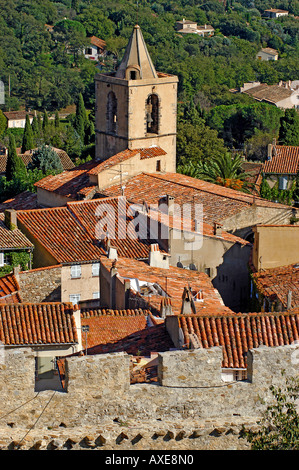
<box><xmin>54</xmin><ymin>110</ymin><xmax>60</xmax><ymax>129</ymax></box>
<box><xmin>74</xmin><ymin>93</ymin><xmax>87</xmax><ymax>142</ymax></box>
<box><xmin>6</xmin><ymin>135</ymin><xmax>27</xmax><ymax>181</ymax></box>
<box><xmin>28</xmin><ymin>144</ymin><xmax>63</xmax><ymax>174</ymax></box>
<box><xmin>42</xmin><ymin>109</ymin><xmax>49</xmax><ymax>132</ymax></box>
<box><xmin>21</xmin><ymin>115</ymin><xmax>34</xmax><ymax>153</ymax></box>
<box><xmin>279</xmin><ymin>109</ymin><xmax>299</xmax><ymax>146</ymax></box>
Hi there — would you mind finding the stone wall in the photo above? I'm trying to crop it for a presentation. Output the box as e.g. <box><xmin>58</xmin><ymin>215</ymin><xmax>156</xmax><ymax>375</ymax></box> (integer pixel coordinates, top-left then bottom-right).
<box><xmin>0</xmin><ymin>345</ymin><xmax>298</xmax><ymax>450</ymax></box>
<box><xmin>18</xmin><ymin>265</ymin><xmax>62</xmax><ymax>303</ymax></box>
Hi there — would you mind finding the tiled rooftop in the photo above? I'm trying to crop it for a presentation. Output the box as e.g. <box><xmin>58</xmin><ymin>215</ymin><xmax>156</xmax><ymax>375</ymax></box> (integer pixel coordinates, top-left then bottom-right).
<box><xmin>0</xmin><ymin>147</ymin><xmax>74</xmax><ymax>174</ymax></box>
<box><xmin>263</xmin><ymin>145</ymin><xmax>299</xmax><ymax>175</ymax></box>
<box><xmin>0</xmin><ymin>191</ymin><xmax>38</xmax><ymax>212</ymax></box>
<box><xmin>252</xmin><ymin>263</ymin><xmax>299</xmax><ymax>309</ymax></box>
<box><xmin>0</xmin><ymin>302</ymin><xmax>78</xmax><ymax>346</ymax></box>
<box><xmin>102</xmin><ymin>172</ymin><xmax>290</xmax><ymax>225</ymax></box>
<box><xmin>0</xmin><ymin>213</ymin><xmax>34</xmax><ymax>250</ymax></box>
<box><xmin>16</xmin><ymin>197</ymin><xmax>161</xmax><ymax>263</ymax></box>
<box><xmin>242</xmin><ymin>83</ymin><xmax>292</xmax><ymax>104</ymax></box>
<box><xmin>176</xmin><ymin>310</ymin><xmax>299</xmax><ymax>368</ymax></box>
<box><xmin>100</xmin><ymin>256</ymin><xmax>234</xmax><ymax>316</ymax></box>
<box><xmin>80</xmin><ymin>308</ymin><xmax>174</xmax><ymax>356</ymax></box>
<box><xmin>88</xmin><ymin>146</ymin><xmax>166</xmax><ymax>175</ymax></box>
<box><xmin>0</xmin><ymin>273</ymin><xmax>22</xmax><ymax>304</ymax></box>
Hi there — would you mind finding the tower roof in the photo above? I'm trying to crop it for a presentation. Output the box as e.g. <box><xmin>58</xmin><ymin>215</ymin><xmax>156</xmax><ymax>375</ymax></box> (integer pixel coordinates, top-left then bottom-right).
<box><xmin>115</xmin><ymin>25</ymin><xmax>158</xmax><ymax>80</ymax></box>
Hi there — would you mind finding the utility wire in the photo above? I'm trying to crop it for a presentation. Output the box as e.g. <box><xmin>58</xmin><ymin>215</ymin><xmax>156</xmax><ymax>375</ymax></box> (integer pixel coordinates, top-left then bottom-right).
<box><xmin>17</xmin><ymin>391</ymin><xmax>56</xmax><ymax>449</ymax></box>
<box><xmin>0</xmin><ymin>393</ymin><xmax>40</xmax><ymax>421</ymax></box>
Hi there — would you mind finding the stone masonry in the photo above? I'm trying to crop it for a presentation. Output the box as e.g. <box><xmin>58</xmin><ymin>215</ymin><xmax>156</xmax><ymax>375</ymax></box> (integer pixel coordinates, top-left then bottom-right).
<box><xmin>0</xmin><ymin>345</ymin><xmax>298</xmax><ymax>450</ymax></box>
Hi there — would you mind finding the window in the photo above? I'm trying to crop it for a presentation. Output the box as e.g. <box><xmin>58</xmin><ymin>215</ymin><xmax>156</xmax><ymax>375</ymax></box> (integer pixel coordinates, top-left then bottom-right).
<box><xmin>107</xmin><ymin>91</ymin><xmax>117</xmax><ymax>134</ymax></box>
<box><xmin>279</xmin><ymin>176</ymin><xmax>288</xmax><ymax>190</ymax></box>
<box><xmin>146</xmin><ymin>94</ymin><xmax>159</xmax><ymax>134</ymax></box>
<box><xmin>69</xmin><ymin>294</ymin><xmax>81</xmax><ymax>305</ymax></box>
<box><xmin>71</xmin><ymin>264</ymin><xmax>81</xmax><ymax>279</ymax></box>
<box><xmin>156</xmin><ymin>160</ymin><xmax>161</xmax><ymax>172</ymax></box>
<box><xmin>130</xmin><ymin>70</ymin><xmax>137</xmax><ymax>80</ymax></box>
<box><xmin>92</xmin><ymin>262</ymin><xmax>100</xmax><ymax>277</ymax></box>
<box><xmin>93</xmin><ymin>292</ymin><xmax>100</xmax><ymax>299</ymax></box>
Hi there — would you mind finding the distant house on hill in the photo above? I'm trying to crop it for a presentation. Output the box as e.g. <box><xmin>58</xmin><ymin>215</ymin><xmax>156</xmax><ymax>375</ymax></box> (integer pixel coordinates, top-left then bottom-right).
<box><xmin>175</xmin><ymin>19</ymin><xmax>214</xmax><ymax>37</ymax></box>
<box><xmin>256</xmin><ymin>47</ymin><xmax>279</xmax><ymax>61</ymax></box>
<box><xmin>3</xmin><ymin>111</ymin><xmax>34</xmax><ymax>129</ymax></box>
<box><xmin>264</xmin><ymin>9</ymin><xmax>288</xmax><ymax>18</ymax></box>
<box><xmin>262</xmin><ymin>141</ymin><xmax>299</xmax><ymax>190</ymax></box>
<box><xmin>84</xmin><ymin>36</ymin><xmax>106</xmax><ymax>61</ymax></box>
<box><xmin>240</xmin><ymin>81</ymin><xmax>299</xmax><ymax>109</ymax></box>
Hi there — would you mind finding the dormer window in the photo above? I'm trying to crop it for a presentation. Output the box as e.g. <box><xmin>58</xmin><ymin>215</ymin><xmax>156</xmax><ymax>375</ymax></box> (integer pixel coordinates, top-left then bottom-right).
<box><xmin>125</xmin><ymin>66</ymin><xmax>140</xmax><ymax>80</ymax></box>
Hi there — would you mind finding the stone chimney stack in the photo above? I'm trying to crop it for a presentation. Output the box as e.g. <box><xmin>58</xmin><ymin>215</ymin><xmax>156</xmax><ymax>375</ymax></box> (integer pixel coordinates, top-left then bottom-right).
<box><xmin>160</xmin><ymin>297</ymin><xmax>172</xmax><ymax>319</ymax></box>
<box><xmin>213</xmin><ymin>222</ymin><xmax>222</xmax><ymax>237</ymax></box>
<box><xmin>181</xmin><ymin>286</ymin><xmax>196</xmax><ymax>315</ymax></box>
<box><xmin>149</xmin><ymin>243</ymin><xmax>169</xmax><ymax>269</ymax></box>
<box><xmin>4</xmin><ymin>209</ymin><xmax>17</xmax><ymax>231</ymax></box>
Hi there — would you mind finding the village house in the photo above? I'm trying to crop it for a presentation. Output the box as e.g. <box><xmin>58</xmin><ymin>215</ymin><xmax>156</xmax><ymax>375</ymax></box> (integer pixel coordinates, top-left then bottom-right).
<box><xmin>264</xmin><ymin>8</ymin><xmax>289</xmax><ymax>18</ymax></box>
<box><xmin>0</xmin><ymin>301</ymin><xmax>81</xmax><ymax>391</ymax></box>
<box><xmin>256</xmin><ymin>47</ymin><xmax>279</xmax><ymax>61</ymax></box>
<box><xmin>3</xmin><ymin>110</ymin><xmax>34</xmax><ymax>129</ymax></box>
<box><xmin>251</xmin><ymin>263</ymin><xmax>299</xmax><ymax>312</ymax></box>
<box><xmin>0</xmin><ymin>210</ymin><xmax>34</xmax><ymax>271</ymax></box>
<box><xmin>175</xmin><ymin>19</ymin><xmax>215</xmax><ymax>37</ymax></box>
<box><xmin>240</xmin><ymin>81</ymin><xmax>299</xmax><ymax>109</ymax></box>
<box><xmin>262</xmin><ymin>141</ymin><xmax>299</xmax><ymax>190</ymax></box>
<box><xmin>251</xmin><ymin>224</ymin><xmax>299</xmax><ymax>271</ymax></box>
<box><xmin>83</xmin><ymin>36</ymin><xmax>106</xmax><ymax>61</ymax></box>
<box><xmin>0</xmin><ymin>272</ymin><xmax>22</xmax><ymax>304</ymax></box>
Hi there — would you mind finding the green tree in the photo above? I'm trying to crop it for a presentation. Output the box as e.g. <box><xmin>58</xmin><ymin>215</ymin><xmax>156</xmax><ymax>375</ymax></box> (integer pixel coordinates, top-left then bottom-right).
<box><xmin>21</xmin><ymin>115</ymin><xmax>34</xmax><ymax>153</ymax></box>
<box><xmin>54</xmin><ymin>110</ymin><xmax>60</xmax><ymax>129</ymax></box>
<box><xmin>27</xmin><ymin>144</ymin><xmax>63</xmax><ymax>174</ymax></box>
<box><xmin>243</xmin><ymin>374</ymin><xmax>299</xmax><ymax>450</ymax></box>
<box><xmin>6</xmin><ymin>135</ymin><xmax>27</xmax><ymax>181</ymax></box>
<box><xmin>0</xmin><ymin>109</ymin><xmax>6</xmax><ymax>138</ymax></box>
<box><xmin>279</xmin><ymin>109</ymin><xmax>299</xmax><ymax>146</ymax></box>
<box><xmin>178</xmin><ymin>153</ymin><xmax>252</xmax><ymax>192</ymax></box>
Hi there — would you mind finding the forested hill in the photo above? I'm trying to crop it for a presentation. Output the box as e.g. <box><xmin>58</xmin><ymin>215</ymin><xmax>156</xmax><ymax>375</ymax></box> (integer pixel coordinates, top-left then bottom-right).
<box><xmin>0</xmin><ymin>0</ymin><xmax>299</xmax><ymax>112</ymax></box>
<box><xmin>0</xmin><ymin>0</ymin><xmax>299</xmax><ymax>166</ymax></box>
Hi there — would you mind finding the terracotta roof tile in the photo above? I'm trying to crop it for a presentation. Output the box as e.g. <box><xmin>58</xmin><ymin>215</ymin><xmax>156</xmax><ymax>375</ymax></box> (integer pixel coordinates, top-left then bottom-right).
<box><xmin>263</xmin><ymin>145</ymin><xmax>299</xmax><ymax>175</ymax></box>
<box><xmin>242</xmin><ymin>83</ymin><xmax>292</xmax><ymax>104</ymax></box>
<box><xmin>0</xmin><ymin>273</ymin><xmax>22</xmax><ymax>304</ymax></box>
<box><xmin>0</xmin><ymin>192</ymin><xmax>38</xmax><ymax>212</ymax></box>
<box><xmin>0</xmin><ymin>213</ymin><xmax>34</xmax><ymax>250</ymax></box>
<box><xmin>102</xmin><ymin>172</ymin><xmax>290</xmax><ymax>226</ymax></box>
<box><xmin>176</xmin><ymin>310</ymin><xmax>299</xmax><ymax>368</ymax></box>
<box><xmin>80</xmin><ymin>308</ymin><xmax>174</xmax><ymax>356</ymax></box>
<box><xmin>0</xmin><ymin>302</ymin><xmax>78</xmax><ymax>346</ymax></box>
<box><xmin>252</xmin><ymin>263</ymin><xmax>299</xmax><ymax>309</ymax></box>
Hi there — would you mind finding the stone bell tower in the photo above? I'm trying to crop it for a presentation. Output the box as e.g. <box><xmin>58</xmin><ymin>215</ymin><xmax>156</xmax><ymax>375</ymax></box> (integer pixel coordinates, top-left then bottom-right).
<box><xmin>95</xmin><ymin>25</ymin><xmax>178</xmax><ymax>172</ymax></box>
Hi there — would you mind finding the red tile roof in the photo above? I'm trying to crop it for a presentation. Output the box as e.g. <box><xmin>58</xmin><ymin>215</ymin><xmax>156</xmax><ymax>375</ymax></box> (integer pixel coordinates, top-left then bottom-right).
<box><xmin>242</xmin><ymin>83</ymin><xmax>292</xmax><ymax>104</ymax></box>
<box><xmin>0</xmin><ymin>302</ymin><xmax>78</xmax><ymax>346</ymax></box>
<box><xmin>175</xmin><ymin>310</ymin><xmax>299</xmax><ymax>368</ymax></box>
<box><xmin>100</xmin><ymin>257</ymin><xmax>234</xmax><ymax>316</ymax></box>
<box><xmin>16</xmin><ymin>197</ymin><xmax>161</xmax><ymax>263</ymax></box>
<box><xmin>263</xmin><ymin>145</ymin><xmax>299</xmax><ymax>175</ymax></box>
<box><xmin>89</xmin><ymin>35</ymin><xmax>106</xmax><ymax>50</ymax></box>
<box><xmin>0</xmin><ymin>191</ymin><xmax>38</xmax><ymax>212</ymax></box>
<box><xmin>0</xmin><ymin>213</ymin><xmax>34</xmax><ymax>250</ymax></box>
<box><xmin>102</xmin><ymin>172</ymin><xmax>290</xmax><ymax>225</ymax></box>
<box><xmin>34</xmin><ymin>160</ymin><xmax>98</xmax><ymax>199</ymax></box>
<box><xmin>88</xmin><ymin>147</ymin><xmax>166</xmax><ymax>175</ymax></box>
<box><xmin>0</xmin><ymin>273</ymin><xmax>22</xmax><ymax>304</ymax></box>
<box><xmin>252</xmin><ymin>263</ymin><xmax>299</xmax><ymax>309</ymax></box>
<box><xmin>80</xmin><ymin>308</ymin><xmax>174</xmax><ymax>356</ymax></box>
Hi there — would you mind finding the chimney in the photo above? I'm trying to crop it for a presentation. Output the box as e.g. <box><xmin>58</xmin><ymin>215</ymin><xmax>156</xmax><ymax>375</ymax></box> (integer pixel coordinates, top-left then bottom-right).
<box><xmin>267</xmin><ymin>143</ymin><xmax>273</xmax><ymax>160</ymax></box>
<box><xmin>110</xmin><ymin>259</ymin><xmax>118</xmax><ymax>309</ymax></box>
<box><xmin>181</xmin><ymin>286</ymin><xmax>196</xmax><ymax>315</ymax></box>
<box><xmin>4</xmin><ymin>209</ymin><xmax>17</xmax><ymax>231</ymax></box>
<box><xmin>213</xmin><ymin>222</ymin><xmax>222</xmax><ymax>237</ymax></box>
<box><xmin>108</xmin><ymin>247</ymin><xmax>118</xmax><ymax>260</ymax></box>
<box><xmin>166</xmin><ymin>195</ymin><xmax>175</xmax><ymax>216</ymax></box>
<box><xmin>149</xmin><ymin>243</ymin><xmax>169</xmax><ymax>269</ymax></box>
<box><xmin>160</xmin><ymin>297</ymin><xmax>172</xmax><ymax>319</ymax></box>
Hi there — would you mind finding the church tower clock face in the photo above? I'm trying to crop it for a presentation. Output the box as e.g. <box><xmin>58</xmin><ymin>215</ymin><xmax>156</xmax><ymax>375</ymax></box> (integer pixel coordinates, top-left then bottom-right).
<box><xmin>95</xmin><ymin>25</ymin><xmax>178</xmax><ymax>173</ymax></box>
